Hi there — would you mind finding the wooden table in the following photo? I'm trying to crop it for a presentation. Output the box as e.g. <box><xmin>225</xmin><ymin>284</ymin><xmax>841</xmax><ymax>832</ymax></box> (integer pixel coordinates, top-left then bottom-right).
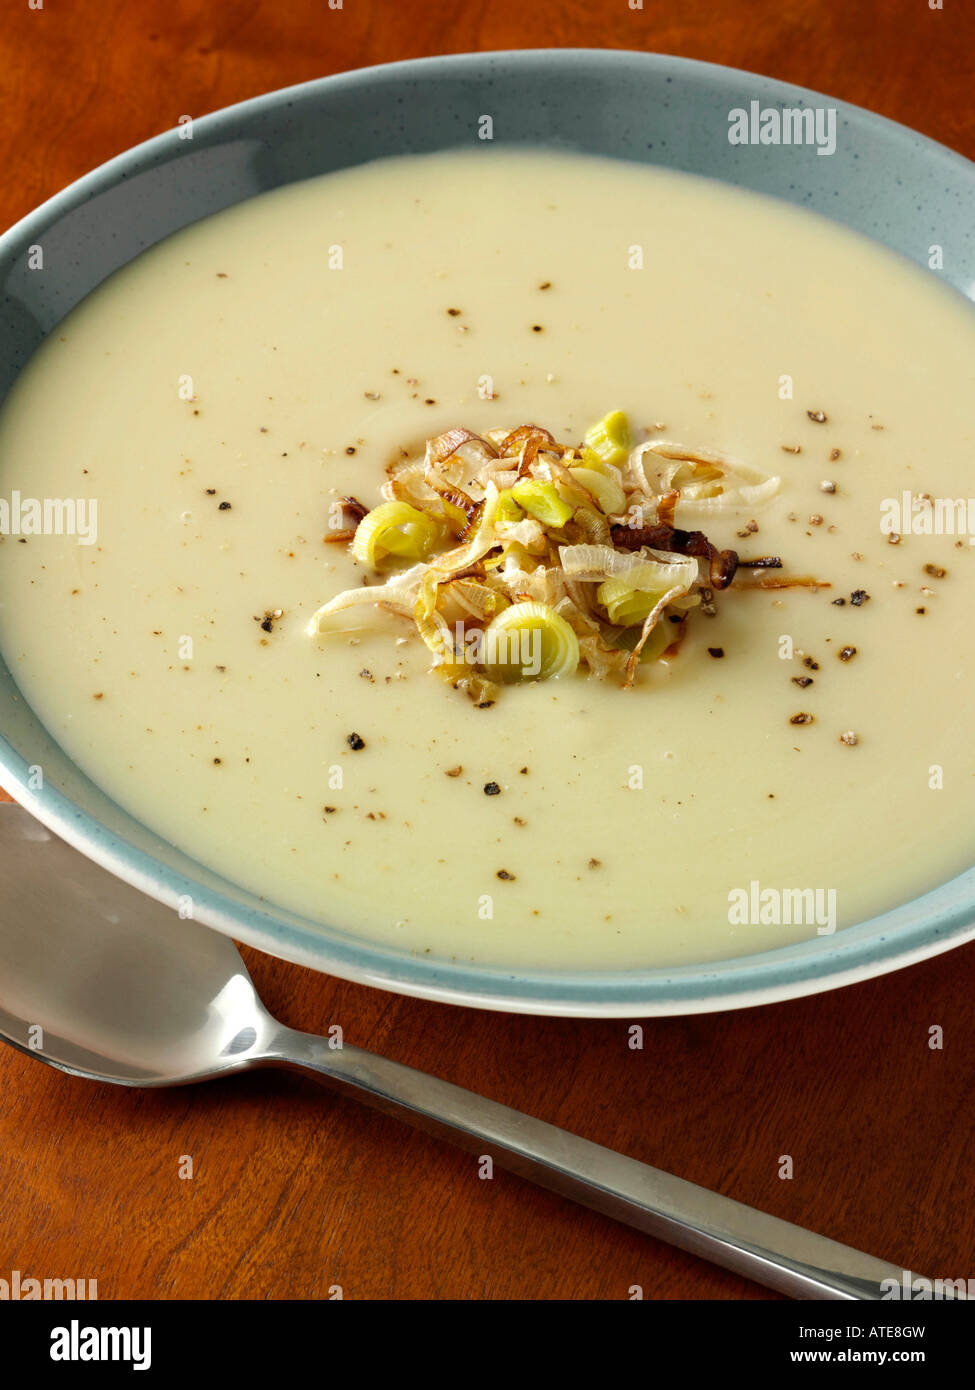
<box><xmin>2</xmin><ymin>0</ymin><xmax>973</xmax><ymax>1301</ymax></box>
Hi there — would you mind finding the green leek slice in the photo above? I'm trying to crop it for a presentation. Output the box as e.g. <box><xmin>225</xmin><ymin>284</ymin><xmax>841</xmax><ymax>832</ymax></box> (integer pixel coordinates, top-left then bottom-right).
<box><xmin>511</xmin><ymin>478</ymin><xmax>573</xmax><ymax>529</ymax></box>
<box><xmin>482</xmin><ymin>602</ymin><xmax>580</xmax><ymax>683</ymax></box>
<box><xmin>583</xmin><ymin>410</ymin><xmax>632</xmax><ymax>468</ymax></box>
<box><xmin>497</xmin><ymin>489</ymin><xmax>525</xmax><ymax>523</ymax></box>
<box><xmin>351</xmin><ymin>501</ymin><xmax>440</xmax><ymax>567</ymax></box>
<box><xmin>598</xmin><ymin>576</ymin><xmax>672</xmax><ymax>625</ymax></box>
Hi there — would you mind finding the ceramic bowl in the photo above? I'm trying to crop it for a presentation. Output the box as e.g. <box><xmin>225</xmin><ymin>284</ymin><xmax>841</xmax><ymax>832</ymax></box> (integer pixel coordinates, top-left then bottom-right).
<box><xmin>2</xmin><ymin>50</ymin><xmax>973</xmax><ymax>1015</ymax></box>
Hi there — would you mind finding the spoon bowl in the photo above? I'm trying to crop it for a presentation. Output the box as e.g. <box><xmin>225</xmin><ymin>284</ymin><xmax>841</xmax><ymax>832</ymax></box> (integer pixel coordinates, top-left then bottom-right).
<box><xmin>0</xmin><ymin>809</ymin><xmax>276</xmax><ymax>1084</ymax></box>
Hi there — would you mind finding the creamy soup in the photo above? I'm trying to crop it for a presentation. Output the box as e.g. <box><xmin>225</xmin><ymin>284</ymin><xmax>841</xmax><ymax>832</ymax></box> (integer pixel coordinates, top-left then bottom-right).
<box><xmin>1</xmin><ymin>148</ymin><xmax>975</xmax><ymax>971</ymax></box>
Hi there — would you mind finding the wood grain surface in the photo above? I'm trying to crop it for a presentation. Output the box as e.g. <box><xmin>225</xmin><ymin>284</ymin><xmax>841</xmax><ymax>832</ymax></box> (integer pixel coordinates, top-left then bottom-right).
<box><xmin>1</xmin><ymin>0</ymin><xmax>973</xmax><ymax>1301</ymax></box>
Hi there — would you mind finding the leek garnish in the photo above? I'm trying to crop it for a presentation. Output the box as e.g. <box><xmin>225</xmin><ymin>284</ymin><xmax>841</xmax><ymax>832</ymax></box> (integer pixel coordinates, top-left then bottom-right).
<box><xmin>583</xmin><ymin>410</ymin><xmax>632</xmax><ymax>468</ymax></box>
<box><xmin>568</xmin><ymin>466</ymin><xmax>626</xmax><ymax>517</ymax></box>
<box><xmin>497</xmin><ymin>489</ymin><xmax>525</xmax><ymax>523</ymax></box>
<box><xmin>511</xmin><ymin>478</ymin><xmax>573</xmax><ymax>529</ymax></box>
<box><xmin>307</xmin><ymin>412</ymin><xmax>781</xmax><ymax>700</ymax></box>
<box><xmin>482</xmin><ymin>603</ymin><xmax>580</xmax><ymax>683</ymax></box>
<box><xmin>351</xmin><ymin>501</ymin><xmax>440</xmax><ymax>567</ymax></box>
<box><xmin>598</xmin><ymin>577</ymin><xmax>672</xmax><ymax>626</ymax></box>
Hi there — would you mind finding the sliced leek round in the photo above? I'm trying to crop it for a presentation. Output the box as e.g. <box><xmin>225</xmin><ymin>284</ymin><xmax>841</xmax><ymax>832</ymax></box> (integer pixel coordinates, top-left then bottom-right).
<box><xmin>351</xmin><ymin>501</ymin><xmax>440</xmax><ymax>567</ymax></box>
<box><xmin>597</xmin><ymin>577</ymin><xmax>670</xmax><ymax>625</ymax></box>
<box><xmin>482</xmin><ymin>601</ymin><xmax>580</xmax><ymax>683</ymax></box>
<box><xmin>568</xmin><ymin>466</ymin><xmax>626</xmax><ymax>516</ymax></box>
<box><xmin>511</xmin><ymin>478</ymin><xmax>573</xmax><ymax>529</ymax></box>
<box><xmin>583</xmin><ymin>410</ymin><xmax>632</xmax><ymax>468</ymax></box>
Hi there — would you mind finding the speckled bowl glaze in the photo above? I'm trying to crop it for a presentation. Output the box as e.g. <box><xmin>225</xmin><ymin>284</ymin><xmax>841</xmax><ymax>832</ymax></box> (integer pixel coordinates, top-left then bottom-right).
<box><xmin>2</xmin><ymin>50</ymin><xmax>974</xmax><ymax>1016</ymax></box>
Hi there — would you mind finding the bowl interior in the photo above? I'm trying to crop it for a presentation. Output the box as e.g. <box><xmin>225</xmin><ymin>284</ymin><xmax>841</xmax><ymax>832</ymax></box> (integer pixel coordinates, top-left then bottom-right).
<box><xmin>2</xmin><ymin>50</ymin><xmax>974</xmax><ymax>1014</ymax></box>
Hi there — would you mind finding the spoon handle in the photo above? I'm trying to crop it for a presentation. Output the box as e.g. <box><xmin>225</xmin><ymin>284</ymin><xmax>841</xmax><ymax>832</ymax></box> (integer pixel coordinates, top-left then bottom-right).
<box><xmin>270</xmin><ymin>1028</ymin><xmax>917</xmax><ymax>1300</ymax></box>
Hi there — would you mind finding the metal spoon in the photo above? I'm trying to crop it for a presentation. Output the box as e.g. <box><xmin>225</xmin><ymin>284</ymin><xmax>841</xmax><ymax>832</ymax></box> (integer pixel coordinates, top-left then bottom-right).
<box><xmin>0</xmin><ymin>803</ymin><xmax>931</xmax><ymax>1300</ymax></box>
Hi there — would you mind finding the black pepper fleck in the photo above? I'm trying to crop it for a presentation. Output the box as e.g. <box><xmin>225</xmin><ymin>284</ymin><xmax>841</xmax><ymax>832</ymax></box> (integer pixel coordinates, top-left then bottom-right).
<box><xmin>484</xmin><ymin>781</ymin><xmax>501</xmax><ymax>796</ymax></box>
<box><xmin>347</xmin><ymin>733</ymin><xmax>366</xmax><ymax>751</ymax></box>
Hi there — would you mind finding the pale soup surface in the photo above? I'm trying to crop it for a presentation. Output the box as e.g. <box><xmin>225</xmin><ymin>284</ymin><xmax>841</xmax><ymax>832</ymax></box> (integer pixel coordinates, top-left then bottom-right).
<box><xmin>1</xmin><ymin>148</ymin><xmax>974</xmax><ymax>969</ymax></box>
